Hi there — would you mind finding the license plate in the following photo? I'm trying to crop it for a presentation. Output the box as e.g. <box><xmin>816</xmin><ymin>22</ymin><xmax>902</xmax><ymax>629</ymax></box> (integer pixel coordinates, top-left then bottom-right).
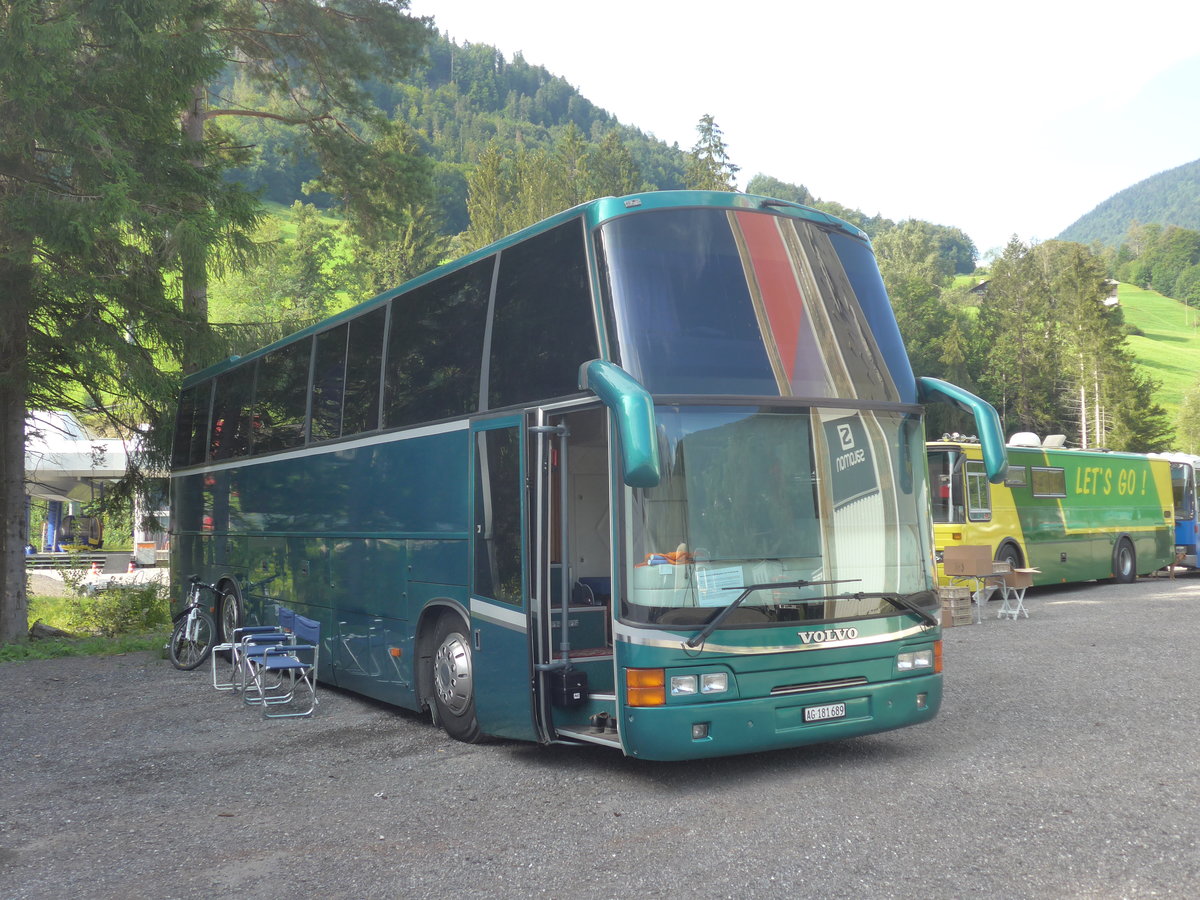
<box><xmin>803</xmin><ymin>701</ymin><xmax>846</xmax><ymax>722</ymax></box>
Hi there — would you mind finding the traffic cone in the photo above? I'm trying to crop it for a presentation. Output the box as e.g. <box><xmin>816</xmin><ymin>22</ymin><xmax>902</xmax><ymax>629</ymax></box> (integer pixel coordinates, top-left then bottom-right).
<box><xmin>127</xmin><ymin>559</ymin><xmax>137</xmax><ymax>573</ymax></box>
<box><xmin>90</xmin><ymin>561</ymin><xmax>101</xmax><ymax>575</ymax></box>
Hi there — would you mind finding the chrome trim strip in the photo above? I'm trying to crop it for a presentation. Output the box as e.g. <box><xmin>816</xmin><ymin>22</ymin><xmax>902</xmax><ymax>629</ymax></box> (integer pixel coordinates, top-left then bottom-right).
<box><xmin>470</xmin><ymin>597</ymin><xmax>528</xmax><ymax>633</ymax></box>
<box><xmin>175</xmin><ymin>419</ymin><xmax>469</xmax><ymax>477</ymax></box>
<box><xmin>612</xmin><ymin>621</ymin><xmax>932</xmax><ymax>654</ymax></box>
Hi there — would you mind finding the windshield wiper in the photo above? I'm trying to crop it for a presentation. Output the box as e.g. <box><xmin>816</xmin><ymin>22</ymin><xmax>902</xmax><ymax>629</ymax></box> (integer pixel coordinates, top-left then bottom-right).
<box><xmin>684</xmin><ymin>578</ymin><xmax>860</xmax><ymax>649</ymax></box>
<box><xmin>872</xmin><ymin>592</ymin><xmax>938</xmax><ymax>627</ymax></box>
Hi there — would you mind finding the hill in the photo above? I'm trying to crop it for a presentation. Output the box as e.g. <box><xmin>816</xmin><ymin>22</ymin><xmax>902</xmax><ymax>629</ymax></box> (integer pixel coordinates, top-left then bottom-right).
<box><xmin>1118</xmin><ymin>282</ymin><xmax>1200</xmax><ymax>419</ymax></box>
<box><xmin>1058</xmin><ymin>158</ymin><xmax>1200</xmax><ymax>248</ymax></box>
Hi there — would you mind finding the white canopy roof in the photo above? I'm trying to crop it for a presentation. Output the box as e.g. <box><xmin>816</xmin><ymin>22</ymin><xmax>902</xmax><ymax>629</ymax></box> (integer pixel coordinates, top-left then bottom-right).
<box><xmin>25</xmin><ymin>411</ymin><xmax>132</xmax><ymax>503</ymax></box>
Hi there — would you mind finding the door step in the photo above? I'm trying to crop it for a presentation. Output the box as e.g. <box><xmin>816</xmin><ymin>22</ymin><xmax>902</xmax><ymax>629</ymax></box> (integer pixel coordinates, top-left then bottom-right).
<box><xmin>555</xmin><ymin>725</ymin><xmax>621</xmax><ymax>747</ymax></box>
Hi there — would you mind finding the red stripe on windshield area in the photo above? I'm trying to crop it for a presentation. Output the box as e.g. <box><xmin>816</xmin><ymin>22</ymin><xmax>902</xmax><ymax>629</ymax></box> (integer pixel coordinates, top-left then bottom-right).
<box><xmin>735</xmin><ymin>210</ymin><xmax>804</xmax><ymax>383</ymax></box>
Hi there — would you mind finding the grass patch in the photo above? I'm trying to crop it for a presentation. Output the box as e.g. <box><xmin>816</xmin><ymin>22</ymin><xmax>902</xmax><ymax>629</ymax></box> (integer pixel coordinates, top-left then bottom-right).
<box><xmin>1118</xmin><ymin>284</ymin><xmax>1200</xmax><ymax>419</ymax></box>
<box><xmin>3</xmin><ymin>581</ymin><xmax>171</xmax><ymax>663</ymax></box>
<box><xmin>0</xmin><ymin>631</ymin><xmax>169</xmax><ymax>663</ymax></box>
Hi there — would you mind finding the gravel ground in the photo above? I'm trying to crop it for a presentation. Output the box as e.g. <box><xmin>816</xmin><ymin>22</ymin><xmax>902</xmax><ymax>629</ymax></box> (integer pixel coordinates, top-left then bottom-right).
<box><xmin>2</xmin><ymin>575</ymin><xmax>1199</xmax><ymax>899</ymax></box>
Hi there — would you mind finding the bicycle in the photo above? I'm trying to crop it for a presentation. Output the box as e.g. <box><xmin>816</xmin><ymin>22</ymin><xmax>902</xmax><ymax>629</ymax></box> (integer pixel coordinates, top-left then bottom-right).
<box><xmin>168</xmin><ymin>575</ymin><xmax>221</xmax><ymax>670</ymax></box>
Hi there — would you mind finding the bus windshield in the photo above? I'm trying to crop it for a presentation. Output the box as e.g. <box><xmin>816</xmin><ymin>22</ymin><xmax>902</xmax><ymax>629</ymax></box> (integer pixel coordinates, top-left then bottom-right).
<box><xmin>597</xmin><ymin>205</ymin><xmax>914</xmax><ymax>403</ymax></box>
<box><xmin>622</xmin><ymin>405</ymin><xmax>934</xmax><ymax>628</ymax></box>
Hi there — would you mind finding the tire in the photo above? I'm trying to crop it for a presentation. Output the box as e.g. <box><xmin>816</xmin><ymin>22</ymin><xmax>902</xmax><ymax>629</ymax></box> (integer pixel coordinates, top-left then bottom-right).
<box><xmin>219</xmin><ymin>590</ymin><xmax>240</xmax><ymax>643</ymax></box>
<box><xmin>430</xmin><ymin>615</ymin><xmax>481</xmax><ymax>743</ymax></box>
<box><xmin>169</xmin><ymin>608</ymin><xmax>216</xmax><ymax>670</ymax></box>
<box><xmin>995</xmin><ymin>542</ymin><xmax>1023</xmax><ymax>572</ymax></box>
<box><xmin>1113</xmin><ymin>538</ymin><xmax>1137</xmax><ymax>584</ymax></box>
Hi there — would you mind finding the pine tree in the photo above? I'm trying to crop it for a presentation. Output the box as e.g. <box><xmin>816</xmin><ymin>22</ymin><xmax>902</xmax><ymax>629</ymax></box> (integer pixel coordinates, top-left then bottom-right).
<box><xmin>685</xmin><ymin>114</ymin><xmax>739</xmax><ymax>191</ymax></box>
<box><xmin>179</xmin><ymin>0</ymin><xmax>430</xmax><ymax>370</ymax></box>
<box><xmin>0</xmin><ymin>0</ymin><xmax>256</xmax><ymax>642</ymax></box>
<box><xmin>587</xmin><ymin>130</ymin><xmax>641</xmax><ymax>198</ymax></box>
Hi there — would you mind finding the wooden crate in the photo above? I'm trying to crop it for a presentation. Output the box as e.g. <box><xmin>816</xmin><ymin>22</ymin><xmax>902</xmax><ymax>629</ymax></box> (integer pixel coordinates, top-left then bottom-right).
<box><xmin>941</xmin><ymin>607</ymin><xmax>974</xmax><ymax>628</ymax></box>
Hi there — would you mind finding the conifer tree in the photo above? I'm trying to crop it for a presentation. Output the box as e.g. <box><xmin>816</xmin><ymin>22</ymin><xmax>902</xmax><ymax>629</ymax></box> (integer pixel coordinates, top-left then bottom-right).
<box><xmin>685</xmin><ymin>114</ymin><xmax>739</xmax><ymax>191</ymax></box>
<box><xmin>0</xmin><ymin>0</ymin><xmax>255</xmax><ymax>642</ymax></box>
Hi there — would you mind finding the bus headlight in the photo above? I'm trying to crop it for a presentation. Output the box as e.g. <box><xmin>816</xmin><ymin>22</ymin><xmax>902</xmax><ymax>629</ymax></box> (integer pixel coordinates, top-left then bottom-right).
<box><xmin>669</xmin><ymin>672</ymin><xmax>729</xmax><ymax>697</ymax></box>
<box><xmin>670</xmin><ymin>675</ymin><xmax>697</xmax><ymax>696</ymax></box>
<box><xmin>897</xmin><ymin>649</ymin><xmax>935</xmax><ymax>671</ymax></box>
<box><xmin>701</xmin><ymin>673</ymin><xmax>728</xmax><ymax>694</ymax></box>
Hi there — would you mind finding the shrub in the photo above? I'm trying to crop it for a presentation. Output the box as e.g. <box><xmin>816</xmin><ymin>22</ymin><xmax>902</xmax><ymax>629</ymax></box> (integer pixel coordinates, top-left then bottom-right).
<box><xmin>66</xmin><ymin>582</ymin><xmax>171</xmax><ymax>638</ymax></box>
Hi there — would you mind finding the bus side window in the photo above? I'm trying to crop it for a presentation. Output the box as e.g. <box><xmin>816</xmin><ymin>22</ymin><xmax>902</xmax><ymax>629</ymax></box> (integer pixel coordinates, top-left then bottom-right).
<box><xmin>489</xmin><ymin>218</ymin><xmax>598</xmax><ymax>409</ymax></box>
<box><xmin>965</xmin><ymin>461</ymin><xmax>991</xmax><ymax>522</ymax></box>
<box><xmin>173</xmin><ymin>382</ymin><xmax>211</xmax><ymax>468</ymax></box>
<box><xmin>209</xmin><ymin>365</ymin><xmax>254</xmax><ymax>461</ymax></box>
<box><xmin>311</xmin><ymin>323</ymin><xmax>348</xmax><ymax>442</ymax></box>
<box><xmin>252</xmin><ymin>339</ymin><xmax>310</xmax><ymax>455</ymax></box>
<box><xmin>342</xmin><ymin>306</ymin><xmax>386</xmax><ymax>436</ymax></box>
<box><xmin>384</xmin><ymin>258</ymin><xmax>491</xmax><ymax>428</ymax></box>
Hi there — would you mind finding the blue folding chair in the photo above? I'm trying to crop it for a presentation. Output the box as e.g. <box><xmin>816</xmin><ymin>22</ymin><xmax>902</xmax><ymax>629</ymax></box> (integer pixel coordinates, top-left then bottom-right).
<box><xmin>212</xmin><ymin>623</ymin><xmax>286</xmax><ymax>691</ymax></box>
<box><xmin>243</xmin><ymin>613</ymin><xmax>320</xmax><ymax>718</ymax></box>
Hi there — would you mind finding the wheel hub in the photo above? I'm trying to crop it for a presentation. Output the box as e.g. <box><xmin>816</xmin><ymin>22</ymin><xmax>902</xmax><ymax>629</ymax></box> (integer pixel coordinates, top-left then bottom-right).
<box><xmin>433</xmin><ymin>633</ymin><xmax>473</xmax><ymax>716</ymax></box>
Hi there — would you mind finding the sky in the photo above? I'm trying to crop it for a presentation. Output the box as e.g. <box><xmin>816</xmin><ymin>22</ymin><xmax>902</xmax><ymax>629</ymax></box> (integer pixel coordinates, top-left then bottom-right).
<box><xmin>407</xmin><ymin>0</ymin><xmax>1200</xmax><ymax>257</ymax></box>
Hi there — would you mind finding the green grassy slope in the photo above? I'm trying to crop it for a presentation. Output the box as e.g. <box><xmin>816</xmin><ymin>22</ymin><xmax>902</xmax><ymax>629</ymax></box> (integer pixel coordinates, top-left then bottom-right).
<box><xmin>1118</xmin><ymin>284</ymin><xmax>1200</xmax><ymax>418</ymax></box>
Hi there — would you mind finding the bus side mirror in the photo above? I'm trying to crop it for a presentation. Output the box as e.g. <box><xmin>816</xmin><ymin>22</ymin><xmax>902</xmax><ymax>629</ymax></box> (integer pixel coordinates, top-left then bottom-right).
<box><xmin>917</xmin><ymin>377</ymin><xmax>1008</xmax><ymax>484</ymax></box>
<box><xmin>578</xmin><ymin>360</ymin><xmax>661</xmax><ymax>488</ymax></box>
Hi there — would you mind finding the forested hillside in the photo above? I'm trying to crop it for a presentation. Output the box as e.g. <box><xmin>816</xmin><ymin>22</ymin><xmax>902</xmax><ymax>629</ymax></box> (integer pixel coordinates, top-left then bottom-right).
<box><xmin>224</xmin><ymin>31</ymin><xmax>693</xmax><ymax>234</ymax></box>
<box><xmin>212</xmin><ymin>26</ymin><xmax>1178</xmax><ymax>455</ymax></box>
<box><xmin>1058</xmin><ymin>158</ymin><xmax>1200</xmax><ymax>248</ymax></box>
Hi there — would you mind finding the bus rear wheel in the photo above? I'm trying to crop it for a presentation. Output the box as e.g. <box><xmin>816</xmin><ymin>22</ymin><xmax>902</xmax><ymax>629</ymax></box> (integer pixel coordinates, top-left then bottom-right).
<box><xmin>430</xmin><ymin>615</ymin><xmax>482</xmax><ymax>743</ymax></box>
<box><xmin>1113</xmin><ymin>538</ymin><xmax>1137</xmax><ymax>584</ymax></box>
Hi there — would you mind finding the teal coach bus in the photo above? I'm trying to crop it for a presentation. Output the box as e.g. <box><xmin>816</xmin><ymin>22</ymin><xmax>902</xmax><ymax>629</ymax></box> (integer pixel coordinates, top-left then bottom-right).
<box><xmin>170</xmin><ymin>190</ymin><xmax>1005</xmax><ymax>760</ymax></box>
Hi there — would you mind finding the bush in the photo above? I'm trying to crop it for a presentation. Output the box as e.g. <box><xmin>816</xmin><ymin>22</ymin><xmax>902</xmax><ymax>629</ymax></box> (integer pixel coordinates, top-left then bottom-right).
<box><xmin>66</xmin><ymin>582</ymin><xmax>171</xmax><ymax>638</ymax></box>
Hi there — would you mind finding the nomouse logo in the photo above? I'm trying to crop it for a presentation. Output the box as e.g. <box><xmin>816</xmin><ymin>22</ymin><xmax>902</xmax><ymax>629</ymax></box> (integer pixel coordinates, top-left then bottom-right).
<box><xmin>798</xmin><ymin>627</ymin><xmax>859</xmax><ymax>644</ymax></box>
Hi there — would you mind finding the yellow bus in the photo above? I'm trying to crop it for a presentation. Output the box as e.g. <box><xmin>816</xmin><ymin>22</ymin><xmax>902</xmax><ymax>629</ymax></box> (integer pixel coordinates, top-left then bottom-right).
<box><xmin>928</xmin><ymin>434</ymin><xmax>1173</xmax><ymax>585</ymax></box>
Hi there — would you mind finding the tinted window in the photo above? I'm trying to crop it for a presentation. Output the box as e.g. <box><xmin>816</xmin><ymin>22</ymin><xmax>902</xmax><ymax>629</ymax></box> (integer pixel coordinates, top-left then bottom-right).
<box><xmin>489</xmin><ymin>219</ymin><xmax>597</xmax><ymax>409</ymax></box>
<box><xmin>598</xmin><ymin>208</ymin><xmax>903</xmax><ymax>401</ymax></box>
<box><xmin>1005</xmin><ymin>465</ymin><xmax>1028</xmax><ymax>488</ymax></box>
<box><xmin>342</xmin><ymin>306</ymin><xmax>386</xmax><ymax>436</ymax></box>
<box><xmin>172</xmin><ymin>383</ymin><xmax>210</xmax><ymax>468</ymax></box>
<box><xmin>384</xmin><ymin>259</ymin><xmax>491</xmax><ymax>428</ymax></box>
<box><xmin>209</xmin><ymin>365</ymin><xmax>255</xmax><ymax>460</ymax></box>
<box><xmin>252</xmin><ymin>339</ymin><xmax>311</xmax><ymax>454</ymax></box>
<box><xmin>1031</xmin><ymin>467</ymin><xmax>1066</xmax><ymax>497</ymax></box>
<box><xmin>597</xmin><ymin>208</ymin><xmax>775</xmax><ymax>395</ymax></box>
<box><xmin>473</xmin><ymin>426</ymin><xmax>523</xmax><ymax>605</ymax></box>
<box><xmin>310</xmin><ymin>324</ymin><xmax>347</xmax><ymax>442</ymax></box>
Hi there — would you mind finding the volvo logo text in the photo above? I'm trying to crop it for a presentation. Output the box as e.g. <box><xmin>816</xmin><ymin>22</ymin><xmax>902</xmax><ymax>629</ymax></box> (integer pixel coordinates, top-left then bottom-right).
<box><xmin>798</xmin><ymin>627</ymin><xmax>860</xmax><ymax>644</ymax></box>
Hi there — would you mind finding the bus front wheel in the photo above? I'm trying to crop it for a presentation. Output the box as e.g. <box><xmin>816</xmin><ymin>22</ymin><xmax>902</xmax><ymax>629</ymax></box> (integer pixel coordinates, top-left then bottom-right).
<box><xmin>219</xmin><ymin>589</ymin><xmax>241</xmax><ymax>643</ymax></box>
<box><xmin>1113</xmin><ymin>538</ymin><xmax>1137</xmax><ymax>584</ymax></box>
<box><xmin>430</xmin><ymin>615</ymin><xmax>482</xmax><ymax>743</ymax></box>
<box><xmin>995</xmin><ymin>542</ymin><xmax>1023</xmax><ymax>573</ymax></box>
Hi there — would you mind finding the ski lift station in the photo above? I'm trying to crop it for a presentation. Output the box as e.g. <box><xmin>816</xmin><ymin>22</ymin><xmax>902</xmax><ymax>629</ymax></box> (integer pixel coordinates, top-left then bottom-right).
<box><xmin>25</xmin><ymin>411</ymin><xmax>166</xmax><ymax>565</ymax></box>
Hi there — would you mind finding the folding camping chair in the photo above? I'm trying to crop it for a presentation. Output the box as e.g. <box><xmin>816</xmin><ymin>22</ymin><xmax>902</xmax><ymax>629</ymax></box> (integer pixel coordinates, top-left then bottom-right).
<box><xmin>211</xmin><ymin>606</ymin><xmax>294</xmax><ymax>691</ymax></box>
<box><xmin>242</xmin><ymin>613</ymin><xmax>320</xmax><ymax>718</ymax></box>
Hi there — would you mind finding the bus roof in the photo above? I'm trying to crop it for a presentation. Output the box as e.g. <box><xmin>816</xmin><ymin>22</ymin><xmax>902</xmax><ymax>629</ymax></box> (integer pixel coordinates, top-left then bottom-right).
<box><xmin>184</xmin><ymin>190</ymin><xmax>868</xmax><ymax>387</ymax></box>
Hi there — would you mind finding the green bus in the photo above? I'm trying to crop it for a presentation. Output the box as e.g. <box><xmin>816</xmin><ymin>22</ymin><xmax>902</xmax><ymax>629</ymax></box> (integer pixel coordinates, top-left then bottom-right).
<box><xmin>929</xmin><ymin>434</ymin><xmax>1174</xmax><ymax>585</ymax></box>
<box><xmin>170</xmin><ymin>190</ymin><xmax>1004</xmax><ymax>760</ymax></box>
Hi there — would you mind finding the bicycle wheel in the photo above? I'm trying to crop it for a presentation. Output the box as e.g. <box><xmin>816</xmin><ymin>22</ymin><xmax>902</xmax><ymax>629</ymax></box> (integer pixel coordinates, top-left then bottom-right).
<box><xmin>169</xmin><ymin>608</ymin><xmax>216</xmax><ymax>670</ymax></box>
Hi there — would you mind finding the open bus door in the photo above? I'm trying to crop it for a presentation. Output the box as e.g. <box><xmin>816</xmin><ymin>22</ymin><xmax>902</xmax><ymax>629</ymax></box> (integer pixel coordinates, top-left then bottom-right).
<box><xmin>467</xmin><ymin>415</ymin><xmax>540</xmax><ymax>741</ymax></box>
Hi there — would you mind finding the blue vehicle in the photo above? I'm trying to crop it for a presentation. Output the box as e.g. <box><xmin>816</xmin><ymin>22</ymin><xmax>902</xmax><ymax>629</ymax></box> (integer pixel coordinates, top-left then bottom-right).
<box><xmin>1151</xmin><ymin>452</ymin><xmax>1200</xmax><ymax>568</ymax></box>
<box><xmin>169</xmin><ymin>191</ymin><xmax>1004</xmax><ymax>760</ymax></box>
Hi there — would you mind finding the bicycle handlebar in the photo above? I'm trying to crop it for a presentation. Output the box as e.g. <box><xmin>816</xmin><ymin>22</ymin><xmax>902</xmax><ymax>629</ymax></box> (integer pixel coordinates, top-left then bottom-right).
<box><xmin>185</xmin><ymin>575</ymin><xmax>221</xmax><ymax>597</ymax></box>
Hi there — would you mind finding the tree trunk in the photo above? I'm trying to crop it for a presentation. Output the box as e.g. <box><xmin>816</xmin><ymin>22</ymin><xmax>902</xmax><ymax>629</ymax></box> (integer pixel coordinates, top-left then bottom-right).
<box><xmin>181</xmin><ymin>82</ymin><xmax>209</xmax><ymax>375</ymax></box>
<box><xmin>0</xmin><ymin>240</ymin><xmax>33</xmax><ymax>643</ymax></box>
